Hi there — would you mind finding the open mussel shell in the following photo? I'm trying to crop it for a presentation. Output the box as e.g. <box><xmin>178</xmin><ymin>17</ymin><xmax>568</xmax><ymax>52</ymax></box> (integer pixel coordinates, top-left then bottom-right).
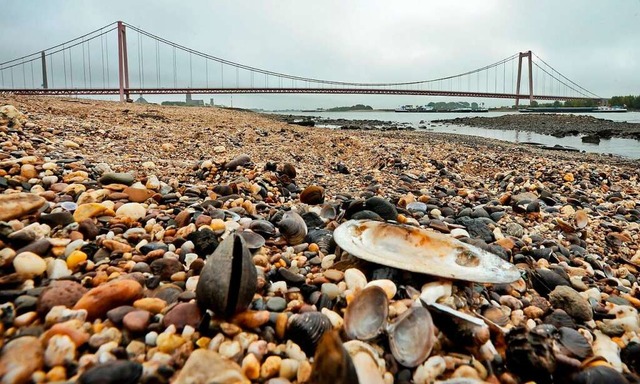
<box><xmin>334</xmin><ymin>220</ymin><xmax>520</xmax><ymax>284</ymax></box>
<box><xmin>344</xmin><ymin>286</ymin><xmax>389</xmax><ymax>341</ymax></box>
<box><xmin>288</xmin><ymin>312</ymin><xmax>332</xmax><ymax>355</ymax></box>
<box><xmin>195</xmin><ymin>233</ymin><xmax>257</xmax><ymax>318</ymax></box>
<box><xmin>278</xmin><ymin>210</ymin><xmax>308</xmax><ymax>245</ymax></box>
<box><xmin>387</xmin><ymin>305</ymin><xmax>435</xmax><ymax>368</ymax></box>
<box><xmin>237</xmin><ymin>230</ymin><xmax>265</xmax><ymax>250</ymax></box>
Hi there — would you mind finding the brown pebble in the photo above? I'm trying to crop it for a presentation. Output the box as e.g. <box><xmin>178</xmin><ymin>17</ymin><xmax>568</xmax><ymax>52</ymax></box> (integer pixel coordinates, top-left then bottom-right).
<box><xmin>37</xmin><ymin>280</ymin><xmax>88</xmax><ymax>316</ymax></box>
<box><xmin>73</xmin><ymin>279</ymin><xmax>144</xmax><ymax>320</ymax></box>
<box><xmin>123</xmin><ymin>310</ymin><xmax>151</xmax><ymax>332</ymax></box>
<box><xmin>163</xmin><ymin>302</ymin><xmax>202</xmax><ymax>330</ymax></box>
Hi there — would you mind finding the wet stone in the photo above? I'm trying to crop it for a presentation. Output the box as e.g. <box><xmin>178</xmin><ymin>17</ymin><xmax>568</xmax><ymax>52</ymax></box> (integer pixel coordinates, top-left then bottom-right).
<box><xmin>505</xmin><ymin>222</ymin><xmax>524</xmax><ymax>238</ymax></box>
<box><xmin>266</xmin><ymin>297</ymin><xmax>287</xmax><ymax>312</ymax></box>
<box><xmin>78</xmin><ymin>360</ymin><xmax>143</xmax><ymax>384</ymax></box>
<box><xmin>163</xmin><ymin>302</ymin><xmax>202</xmax><ymax>330</ymax></box>
<box><xmin>548</xmin><ymin>285</ymin><xmax>593</xmax><ymax>322</ymax></box>
<box><xmin>99</xmin><ymin>172</ymin><xmax>135</xmax><ymax>186</ymax></box>
<box><xmin>37</xmin><ymin>280</ymin><xmax>88</xmax><ymax>316</ymax></box>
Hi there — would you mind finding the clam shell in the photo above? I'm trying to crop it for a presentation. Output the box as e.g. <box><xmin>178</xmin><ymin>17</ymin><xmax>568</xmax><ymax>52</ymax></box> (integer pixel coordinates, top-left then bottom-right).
<box><xmin>334</xmin><ymin>220</ymin><xmax>520</xmax><ymax>284</ymax></box>
<box><xmin>344</xmin><ymin>286</ymin><xmax>389</xmax><ymax>341</ymax></box>
<box><xmin>248</xmin><ymin>219</ymin><xmax>276</xmax><ymax>238</ymax></box>
<box><xmin>237</xmin><ymin>230</ymin><xmax>265</xmax><ymax>250</ymax></box>
<box><xmin>278</xmin><ymin>211</ymin><xmax>308</xmax><ymax>245</ymax></box>
<box><xmin>387</xmin><ymin>305</ymin><xmax>435</xmax><ymax>367</ymax></box>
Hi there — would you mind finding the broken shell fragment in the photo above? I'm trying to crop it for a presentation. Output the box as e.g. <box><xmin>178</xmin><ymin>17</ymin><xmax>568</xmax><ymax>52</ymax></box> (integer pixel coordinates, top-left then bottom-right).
<box><xmin>334</xmin><ymin>220</ymin><xmax>520</xmax><ymax>284</ymax></box>
<box><xmin>387</xmin><ymin>305</ymin><xmax>435</xmax><ymax>368</ymax></box>
<box><xmin>344</xmin><ymin>286</ymin><xmax>389</xmax><ymax>341</ymax></box>
<box><xmin>195</xmin><ymin>233</ymin><xmax>257</xmax><ymax>318</ymax></box>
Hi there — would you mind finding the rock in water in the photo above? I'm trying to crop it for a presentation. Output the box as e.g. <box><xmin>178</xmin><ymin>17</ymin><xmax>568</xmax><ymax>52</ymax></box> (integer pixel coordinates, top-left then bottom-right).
<box><xmin>173</xmin><ymin>349</ymin><xmax>249</xmax><ymax>384</ymax></box>
<box><xmin>78</xmin><ymin>360</ymin><xmax>143</xmax><ymax>384</ymax></box>
<box><xmin>0</xmin><ymin>336</ymin><xmax>44</xmax><ymax>384</ymax></box>
<box><xmin>0</xmin><ymin>193</ymin><xmax>46</xmax><ymax>222</ymax></box>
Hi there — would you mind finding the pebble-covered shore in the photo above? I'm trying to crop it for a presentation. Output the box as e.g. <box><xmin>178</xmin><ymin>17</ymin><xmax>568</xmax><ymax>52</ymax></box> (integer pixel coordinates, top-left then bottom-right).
<box><xmin>1</xmin><ymin>96</ymin><xmax>640</xmax><ymax>384</ymax></box>
<box><xmin>437</xmin><ymin>114</ymin><xmax>640</xmax><ymax>140</ymax></box>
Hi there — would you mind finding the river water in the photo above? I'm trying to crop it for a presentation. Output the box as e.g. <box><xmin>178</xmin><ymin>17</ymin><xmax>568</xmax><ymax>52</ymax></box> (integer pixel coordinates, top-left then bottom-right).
<box><xmin>278</xmin><ymin>111</ymin><xmax>640</xmax><ymax>159</ymax></box>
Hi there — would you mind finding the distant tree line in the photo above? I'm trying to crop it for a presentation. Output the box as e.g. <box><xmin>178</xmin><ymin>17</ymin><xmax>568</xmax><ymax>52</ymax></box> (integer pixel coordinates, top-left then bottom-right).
<box><xmin>326</xmin><ymin>104</ymin><xmax>373</xmax><ymax>112</ymax></box>
<box><xmin>608</xmin><ymin>95</ymin><xmax>640</xmax><ymax>109</ymax></box>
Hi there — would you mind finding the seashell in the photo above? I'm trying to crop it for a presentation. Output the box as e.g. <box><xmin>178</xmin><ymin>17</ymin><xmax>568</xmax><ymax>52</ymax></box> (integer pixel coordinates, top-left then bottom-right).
<box><xmin>556</xmin><ymin>327</ymin><xmax>593</xmax><ymax>360</ymax></box>
<box><xmin>306</xmin><ymin>229</ymin><xmax>335</xmax><ymax>255</ymax></box>
<box><xmin>319</xmin><ymin>204</ymin><xmax>337</xmax><ymax>220</ymax></box>
<box><xmin>482</xmin><ymin>306</ymin><xmax>509</xmax><ymax>327</ymax></box>
<box><xmin>224</xmin><ymin>154</ymin><xmax>251</xmax><ymax>170</ymax></box>
<box><xmin>59</xmin><ymin>201</ymin><xmax>78</xmax><ymax>212</ymax></box>
<box><xmin>334</xmin><ymin>220</ymin><xmax>521</xmax><ymax>284</ymax></box>
<box><xmin>574</xmin><ymin>209</ymin><xmax>588</xmax><ymax>229</ymax></box>
<box><xmin>363</xmin><ymin>197</ymin><xmax>397</xmax><ymax>221</ymax></box>
<box><xmin>287</xmin><ymin>312</ymin><xmax>332</xmax><ymax>355</ymax></box>
<box><xmin>621</xmin><ymin>341</ymin><xmax>640</xmax><ymax>375</ymax></box>
<box><xmin>310</xmin><ymin>330</ymin><xmax>360</xmax><ymax>384</ymax></box>
<box><xmin>237</xmin><ymin>230</ymin><xmax>265</xmax><ymax>250</ymax></box>
<box><xmin>351</xmin><ymin>210</ymin><xmax>383</xmax><ymax>221</ymax></box>
<box><xmin>555</xmin><ymin>218</ymin><xmax>576</xmax><ymax>233</ymax></box>
<box><xmin>406</xmin><ymin>201</ymin><xmax>427</xmax><ymax>213</ymax></box>
<box><xmin>278</xmin><ymin>211</ymin><xmax>308</xmax><ymax>245</ymax></box>
<box><xmin>592</xmin><ymin>330</ymin><xmax>623</xmax><ymax>371</ymax></box>
<box><xmin>419</xmin><ymin>281</ymin><xmax>453</xmax><ymax>305</ymax></box>
<box><xmin>387</xmin><ymin>305</ymin><xmax>435</xmax><ymax>367</ymax></box>
<box><xmin>572</xmin><ymin>364</ymin><xmax>629</xmax><ymax>384</ymax></box>
<box><xmin>195</xmin><ymin>233</ymin><xmax>257</xmax><ymax>318</ymax></box>
<box><xmin>505</xmin><ymin>326</ymin><xmax>556</xmax><ymax>383</ymax></box>
<box><xmin>248</xmin><ymin>219</ymin><xmax>276</xmax><ymax>238</ymax></box>
<box><xmin>530</xmin><ymin>268</ymin><xmax>570</xmax><ymax>297</ymax></box>
<box><xmin>428</xmin><ymin>302</ymin><xmax>488</xmax><ymax>348</ymax></box>
<box><xmin>282</xmin><ymin>163</ymin><xmax>297</xmax><ymax>179</ymax></box>
<box><xmin>300</xmin><ymin>185</ymin><xmax>325</xmax><ymax>205</ymax></box>
<box><xmin>344</xmin><ymin>286</ymin><xmax>388</xmax><ymax>341</ymax></box>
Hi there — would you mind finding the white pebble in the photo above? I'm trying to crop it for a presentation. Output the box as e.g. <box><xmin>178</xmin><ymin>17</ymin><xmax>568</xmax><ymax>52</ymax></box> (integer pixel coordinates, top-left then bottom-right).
<box><xmin>13</xmin><ymin>252</ymin><xmax>47</xmax><ymax>276</ymax></box>
<box><xmin>145</xmin><ymin>331</ymin><xmax>158</xmax><ymax>346</ymax></box>
<box><xmin>344</xmin><ymin>268</ymin><xmax>367</xmax><ymax>291</ymax></box>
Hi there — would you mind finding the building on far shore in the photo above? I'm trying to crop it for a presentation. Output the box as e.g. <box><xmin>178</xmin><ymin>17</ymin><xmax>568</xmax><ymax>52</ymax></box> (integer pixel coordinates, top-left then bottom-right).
<box><xmin>161</xmin><ymin>92</ymin><xmax>205</xmax><ymax>107</ymax></box>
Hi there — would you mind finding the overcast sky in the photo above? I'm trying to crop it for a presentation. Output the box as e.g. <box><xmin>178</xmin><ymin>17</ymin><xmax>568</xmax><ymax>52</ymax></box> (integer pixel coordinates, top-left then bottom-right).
<box><xmin>2</xmin><ymin>0</ymin><xmax>639</xmax><ymax>109</ymax></box>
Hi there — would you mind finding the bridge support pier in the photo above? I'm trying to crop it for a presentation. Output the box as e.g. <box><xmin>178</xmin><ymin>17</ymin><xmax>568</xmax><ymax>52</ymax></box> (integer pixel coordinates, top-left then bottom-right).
<box><xmin>515</xmin><ymin>50</ymin><xmax>533</xmax><ymax>108</ymax></box>
<box><xmin>117</xmin><ymin>21</ymin><xmax>130</xmax><ymax>102</ymax></box>
<box><xmin>41</xmin><ymin>51</ymin><xmax>48</xmax><ymax>89</ymax></box>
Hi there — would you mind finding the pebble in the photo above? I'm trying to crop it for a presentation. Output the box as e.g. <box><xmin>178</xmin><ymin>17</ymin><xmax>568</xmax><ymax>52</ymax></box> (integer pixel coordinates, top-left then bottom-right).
<box><xmin>0</xmin><ymin>336</ymin><xmax>44</xmax><ymax>384</ymax></box>
<box><xmin>44</xmin><ymin>334</ymin><xmax>76</xmax><ymax>367</ymax></box>
<box><xmin>13</xmin><ymin>251</ymin><xmax>47</xmax><ymax>276</ymax></box>
<box><xmin>261</xmin><ymin>355</ymin><xmax>282</xmax><ymax>379</ymax></box>
<box><xmin>99</xmin><ymin>172</ymin><xmax>135</xmax><ymax>186</ymax></box>
<box><xmin>115</xmin><ymin>202</ymin><xmax>147</xmax><ymax>221</ymax></box>
<box><xmin>266</xmin><ymin>297</ymin><xmax>288</xmax><ymax>312</ymax></box>
<box><xmin>549</xmin><ymin>285</ymin><xmax>593</xmax><ymax>322</ymax></box>
<box><xmin>0</xmin><ymin>192</ymin><xmax>46</xmax><ymax>222</ymax></box>
<box><xmin>73</xmin><ymin>279</ymin><xmax>144</xmax><ymax>320</ymax></box>
<box><xmin>173</xmin><ymin>349</ymin><xmax>247</xmax><ymax>384</ymax></box>
<box><xmin>78</xmin><ymin>360</ymin><xmax>143</xmax><ymax>384</ymax></box>
<box><xmin>122</xmin><ymin>310</ymin><xmax>151</xmax><ymax>332</ymax></box>
<box><xmin>163</xmin><ymin>302</ymin><xmax>202</xmax><ymax>330</ymax></box>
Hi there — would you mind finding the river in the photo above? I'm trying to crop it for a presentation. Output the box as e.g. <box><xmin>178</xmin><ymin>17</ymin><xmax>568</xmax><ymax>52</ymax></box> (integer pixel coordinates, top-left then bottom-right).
<box><xmin>275</xmin><ymin>111</ymin><xmax>640</xmax><ymax>159</ymax></box>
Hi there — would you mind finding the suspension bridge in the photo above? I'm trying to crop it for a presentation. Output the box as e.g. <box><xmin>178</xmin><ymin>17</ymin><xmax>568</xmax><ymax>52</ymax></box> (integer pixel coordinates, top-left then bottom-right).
<box><xmin>0</xmin><ymin>21</ymin><xmax>602</xmax><ymax>106</ymax></box>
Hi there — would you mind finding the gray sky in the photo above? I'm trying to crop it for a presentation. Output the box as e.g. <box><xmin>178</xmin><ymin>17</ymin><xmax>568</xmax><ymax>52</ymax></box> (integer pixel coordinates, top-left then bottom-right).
<box><xmin>2</xmin><ymin>0</ymin><xmax>639</xmax><ymax>109</ymax></box>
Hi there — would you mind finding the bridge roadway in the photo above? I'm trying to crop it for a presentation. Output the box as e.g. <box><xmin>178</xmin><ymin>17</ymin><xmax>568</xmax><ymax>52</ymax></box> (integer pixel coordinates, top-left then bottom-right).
<box><xmin>3</xmin><ymin>87</ymin><xmax>595</xmax><ymax>101</ymax></box>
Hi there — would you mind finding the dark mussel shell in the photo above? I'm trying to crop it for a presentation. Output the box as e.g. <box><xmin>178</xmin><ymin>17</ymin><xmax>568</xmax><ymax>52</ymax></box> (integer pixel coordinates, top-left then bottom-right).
<box><xmin>306</xmin><ymin>229</ymin><xmax>336</xmax><ymax>255</ymax></box>
<box><xmin>572</xmin><ymin>365</ymin><xmax>631</xmax><ymax>384</ymax></box>
<box><xmin>249</xmin><ymin>219</ymin><xmax>276</xmax><ymax>238</ymax></box>
<box><xmin>556</xmin><ymin>327</ymin><xmax>593</xmax><ymax>361</ymax></box>
<box><xmin>530</xmin><ymin>268</ymin><xmax>571</xmax><ymax>297</ymax></box>
<box><xmin>287</xmin><ymin>312</ymin><xmax>332</xmax><ymax>355</ymax></box>
<box><xmin>506</xmin><ymin>326</ymin><xmax>556</xmax><ymax>383</ymax></box>
<box><xmin>195</xmin><ymin>233</ymin><xmax>257</xmax><ymax>318</ymax></box>
<box><xmin>310</xmin><ymin>330</ymin><xmax>360</xmax><ymax>384</ymax></box>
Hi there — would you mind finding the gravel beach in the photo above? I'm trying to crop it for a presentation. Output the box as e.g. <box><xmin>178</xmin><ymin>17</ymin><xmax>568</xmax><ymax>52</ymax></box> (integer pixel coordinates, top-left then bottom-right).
<box><xmin>1</xmin><ymin>95</ymin><xmax>640</xmax><ymax>384</ymax></box>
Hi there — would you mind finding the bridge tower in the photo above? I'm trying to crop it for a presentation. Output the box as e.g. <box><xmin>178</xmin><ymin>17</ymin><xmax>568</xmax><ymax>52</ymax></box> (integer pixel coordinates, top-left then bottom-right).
<box><xmin>515</xmin><ymin>50</ymin><xmax>533</xmax><ymax>107</ymax></box>
<box><xmin>117</xmin><ymin>21</ymin><xmax>130</xmax><ymax>102</ymax></box>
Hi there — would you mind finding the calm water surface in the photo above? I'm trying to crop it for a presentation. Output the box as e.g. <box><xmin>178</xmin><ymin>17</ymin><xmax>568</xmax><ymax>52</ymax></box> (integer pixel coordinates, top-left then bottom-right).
<box><xmin>279</xmin><ymin>111</ymin><xmax>640</xmax><ymax>159</ymax></box>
